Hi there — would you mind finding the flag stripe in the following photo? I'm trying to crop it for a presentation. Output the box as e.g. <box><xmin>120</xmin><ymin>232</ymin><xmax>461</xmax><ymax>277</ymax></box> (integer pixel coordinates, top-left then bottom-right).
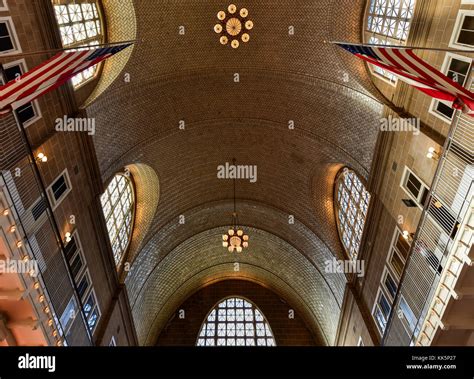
<box><xmin>0</xmin><ymin>43</ymin><xmax>132</xmax><ymax>113</ymax></box>
<box><xmin>335</xmin><ymin>43</ymin><xmax>474</xmax><ymax>116</ymax></box>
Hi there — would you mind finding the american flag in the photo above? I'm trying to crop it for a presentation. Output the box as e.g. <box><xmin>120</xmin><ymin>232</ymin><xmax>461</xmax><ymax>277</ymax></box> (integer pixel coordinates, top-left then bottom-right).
<box><xmin>335</xmin><ymin>43</ymin><xmax>474</xmax><ymax>116</ymax></box>
<box><xmin>0</xmin><ymin>43</ymin><xmax>132</xmax><ymax>114</ymax></box>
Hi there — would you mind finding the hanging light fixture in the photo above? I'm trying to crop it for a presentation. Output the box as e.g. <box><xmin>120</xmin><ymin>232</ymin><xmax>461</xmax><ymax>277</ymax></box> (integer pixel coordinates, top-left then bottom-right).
<box><xmin>222</xmin><ymin>159</ymin><xmax>249</xmax><ymax>252</ymax></box>
<box><xmin>214</xmin><ymin>4</ymin><xmax>254</xmax><ymax>49</ymax></box>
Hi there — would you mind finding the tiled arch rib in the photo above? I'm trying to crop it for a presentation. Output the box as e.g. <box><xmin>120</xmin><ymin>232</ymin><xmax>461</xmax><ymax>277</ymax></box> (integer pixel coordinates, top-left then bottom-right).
<box><xmin>126</xmin><ymin>200</ymin><xmax>347</xmax><ymax>309</ymax></box>
<box><xmin>131</xmin><ymin>226</ymin><xmax>343</xmax><ymax>346</ymax></box>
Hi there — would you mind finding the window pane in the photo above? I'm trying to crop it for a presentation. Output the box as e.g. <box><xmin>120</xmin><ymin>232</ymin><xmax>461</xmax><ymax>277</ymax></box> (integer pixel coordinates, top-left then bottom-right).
<box><xmin>100</xmin><ymin>174</ymin><xmax>135</xmax><ymax>266</ymax></box>
<box><xmin>52</xmin><ymin>1</ymin><xmax>103</xmax><ymax>88</ymax></box>
<box><xmin>0</xmin><ymin>23</ymin><xmax>14</xmax><ymax>51</ymax></box>
<box><xmin>335</xmin><ymin>169</ymin><xmax>371</xmax><ymax>259</ymax></box>
<box><xmin>196</xmin><ymin>297</ymin><xmax>276</xmax><ymax>347</ymax></box>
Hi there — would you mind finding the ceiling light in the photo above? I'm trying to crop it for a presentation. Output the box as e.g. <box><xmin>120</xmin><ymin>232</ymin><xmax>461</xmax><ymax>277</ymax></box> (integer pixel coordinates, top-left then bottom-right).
<box><xmin>222</xmin><ymin>159</ymin><xmax>249</xmax><ymax>252</ymax></box>
<box><xmin>426</xmin><ymin>147</ymin><xmax>440</xmax><ymax>160</ymax></box>
<box><xmin>215</xmin><ymin>5</ymin><xmax>253</xmax><ymax>48</ymax></box>
<box><xmin>36</xmin><ymin>152</ymin><xmax>48</xmax><ymax>163</ymax></box>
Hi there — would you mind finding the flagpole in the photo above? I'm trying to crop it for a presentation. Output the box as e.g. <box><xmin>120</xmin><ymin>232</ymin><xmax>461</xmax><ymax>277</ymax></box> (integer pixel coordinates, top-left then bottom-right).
<box><xmin>0</xmin><ymin>39</ymin><xmax>140</xmax><ymax>59</ymax></box>
<box><xmin>326</xmin><ymin>40</ymin><xmax>474</xmax><ymax>54</ymax></box>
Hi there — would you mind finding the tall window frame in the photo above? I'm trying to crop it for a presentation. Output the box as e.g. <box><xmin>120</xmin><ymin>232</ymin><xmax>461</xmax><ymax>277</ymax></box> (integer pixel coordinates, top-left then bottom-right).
<box><xmin>100</xmin><ymin>173</ymin><xmax>135</xmax><ymax>267</ymax></box>
<box><xmin>334</xmin><ymin>168</ymin><xmax>371</xmax><ymax>260</ymax></box>
<box><xmin>0</xmin><ymin>1</ymin><xmax>9</xmax><ymax>11</ymax></box>
<box><xmin>364</xmin><ymin>0</ymin><xmax>417</xmax><ymax>85</ymax></box>
<box><xmin>0</xmin><ymin>16</ymin><xmax>22</xmax><ymax>54</ymax></box>
<box><xmin>196</xmin><ymin>297</ymin><xmax>276</xmax><ymax>347</ymax></box>
<box><xmin>51</xmin><ymin>0</ymin><xmax>105</xmax><ymax>89</ymax></box>
<box><xmin>429</xmin><ymin>53</ymin><xmax>473</xmax><ymax>123</ymax></box>
<box><xmin>1</xmin><ymin>59</ymin><xmax>42</xmax><ymax>127</ymax></box>
<box><xmin>449</xmin><ymin>9</ymin><xmax>474</xmax><ymax>50</ymax></box>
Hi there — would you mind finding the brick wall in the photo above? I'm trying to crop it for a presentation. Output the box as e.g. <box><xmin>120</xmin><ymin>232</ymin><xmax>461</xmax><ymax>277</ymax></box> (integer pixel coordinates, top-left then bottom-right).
<box><xmin>157</xmin><ymin>280</ymin><xmax>317</xmax><ymax>346</ymax></box>
<box><xmin>0</xmin><ymin>0</ymin><xmax>137</xmax><ymax>345</ymax></box>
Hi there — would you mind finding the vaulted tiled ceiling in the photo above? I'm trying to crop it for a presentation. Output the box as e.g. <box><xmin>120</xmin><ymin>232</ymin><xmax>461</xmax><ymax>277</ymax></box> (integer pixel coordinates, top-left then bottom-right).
<box><xmin>87</xmin><ymin>0</ymin><xmax>384</xmax><ymax>345</ymax></box>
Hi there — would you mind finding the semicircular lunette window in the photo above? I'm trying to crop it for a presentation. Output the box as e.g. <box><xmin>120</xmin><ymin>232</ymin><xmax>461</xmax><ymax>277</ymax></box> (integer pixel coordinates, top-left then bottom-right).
<box><xmin>365</xmin><ymin>0</ymin><xmax>416</xmax><ymax>83</ymax></box>
<box><xmin>52</xmin><ymin>0</ymin><xmax>104</xmax><ymax>88</ymax></box>
<box><xmin>196</xmin><ymin>297</ymin><xmax>276</xmax><ymax>347</ymax></box>
<box><xmin>335</xmin><ymin>169</ymin><xmax>371</xmax><ymax>260</ymax></box>
<box><xmin>100</xmin><ymin>174</ymin><xmax>135</xmax><ymax>266</ymax></box>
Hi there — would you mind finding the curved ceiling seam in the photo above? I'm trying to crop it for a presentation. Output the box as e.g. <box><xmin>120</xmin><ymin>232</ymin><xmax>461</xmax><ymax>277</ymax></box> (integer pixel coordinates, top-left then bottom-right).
<box><xmin>126</xmin><ymin>200</ymin><xmax>346</xmax><ymax>307</ymax></box>
<box><xmin>140</xmin><ymin>262</ymin><xmax>332</xmax><ymax>346</ymax></box>
<box><xmin>129</xmin><ymin>222</ymin><xmax>344</xmax><ymax>312</ymax></box>
<box><xmin>130</xmin><ymin>197</ymin><xmax>346</xmax><ymax>271</ymax></box>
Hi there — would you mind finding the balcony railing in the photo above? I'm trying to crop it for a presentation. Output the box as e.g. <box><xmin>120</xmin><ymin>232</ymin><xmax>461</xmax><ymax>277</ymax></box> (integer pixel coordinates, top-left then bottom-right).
<box><xmin>382</xmin><ymin>72</ymin><xmax>474</xmax><ymax>346</ymax></box>
<box><xmin>0</xmin><ymin>110</ymin><xmax>93</xmax><ymax>345</ymax></box>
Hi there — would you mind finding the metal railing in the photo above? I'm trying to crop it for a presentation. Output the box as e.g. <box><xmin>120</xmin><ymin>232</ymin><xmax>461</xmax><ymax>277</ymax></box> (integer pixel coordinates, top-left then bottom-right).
<box><xmin>0</xmin><ymin>110</ymin><xmax>93</xmax><ymax>346</ymax></box>
<box><xmin>382</xmin><ymin>73</ymin><xmax>474</xmax><ymax>346</ymax></box>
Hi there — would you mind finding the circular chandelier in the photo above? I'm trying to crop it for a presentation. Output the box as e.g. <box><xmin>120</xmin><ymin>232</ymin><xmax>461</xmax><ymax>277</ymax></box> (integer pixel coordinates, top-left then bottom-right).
<box><xmin>214</xmin><ymin>4</ymin><xmax>254</xmax><ymax>49</ymax></box>
<box><xmin>223</xmin><ymin>221</ymin><xmax>249</xmax><ymax>253</ymax></box>
<box><xmin>222</xmin><ymin>159</ymin><xmax>249</xmax><ymax>252</ymax></box>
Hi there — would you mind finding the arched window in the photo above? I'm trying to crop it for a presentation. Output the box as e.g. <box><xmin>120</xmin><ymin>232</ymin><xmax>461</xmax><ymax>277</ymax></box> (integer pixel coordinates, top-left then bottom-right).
<box><xmin>365</xmin><ymin>0</ymin><xmax>416</xmax><ymax>83</ymax></box>
<box><xmin>100</xmin><ymin>174</ymin><xmax>135</xmax><ymax>266</ymax></box>
<box><xmin>334</xmin><ymin>169</ymin><xmax>371</xmax><ymax>260</ymax></box>
<box><xmin>196</xmin><ymin>297</ymin><xmax>276</xmax><ymax>347</ymax></box>
<box><xmin>52</xmin><ymin>0</ymin><xmax>104</xmax><ymax>88</ymax></box>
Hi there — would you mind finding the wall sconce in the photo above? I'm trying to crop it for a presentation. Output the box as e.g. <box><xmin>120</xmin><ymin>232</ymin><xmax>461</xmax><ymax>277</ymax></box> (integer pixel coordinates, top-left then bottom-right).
<box><xmin>426</xmin><ymin>147</ymin><xmax>440</xmax><ymax>161</ymax></box>
<box><xmin>2</xmin><ymin>209</ymin><xmax>9</xmax><ymax>216</ymax></box>
<box><xmin>9</xmin><ymin>225</ymin><xmax>16</xmax><ymax>233</ymax></box>
<box><xmin>36</xmin><ymin>153</ymin><xmax>48</xmax><ymax>163</ymax></box>
<box><xmin>402</xmin><ymin>230</ymin><xmax>414</xmax><ymax>242</ymax></box>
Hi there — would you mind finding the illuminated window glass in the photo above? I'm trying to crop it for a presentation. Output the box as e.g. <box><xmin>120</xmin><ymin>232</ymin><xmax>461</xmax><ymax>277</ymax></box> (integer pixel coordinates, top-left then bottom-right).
<box><xmin>366</xmin><ymin>0</ymin><xmax>416</xmax><ymax>83</ymax></box>
<box><xmin>52</xmin><ymin>0</ymin><xmax>103</xmax><ymax>88</ymax></box>
<box><xmin>335</xmin><ymin>169</ymin><xmax>371</xmax><ymax>260</ymax></box>
<box><xmin>100</xmin><ymin>174</ymin><xmax>134</xmax><ymax>266</ymax></box>
<box><xmin>196</xmin><ymin>297</ymin><xmax>276</xmax><ymax>347</ymax></box>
